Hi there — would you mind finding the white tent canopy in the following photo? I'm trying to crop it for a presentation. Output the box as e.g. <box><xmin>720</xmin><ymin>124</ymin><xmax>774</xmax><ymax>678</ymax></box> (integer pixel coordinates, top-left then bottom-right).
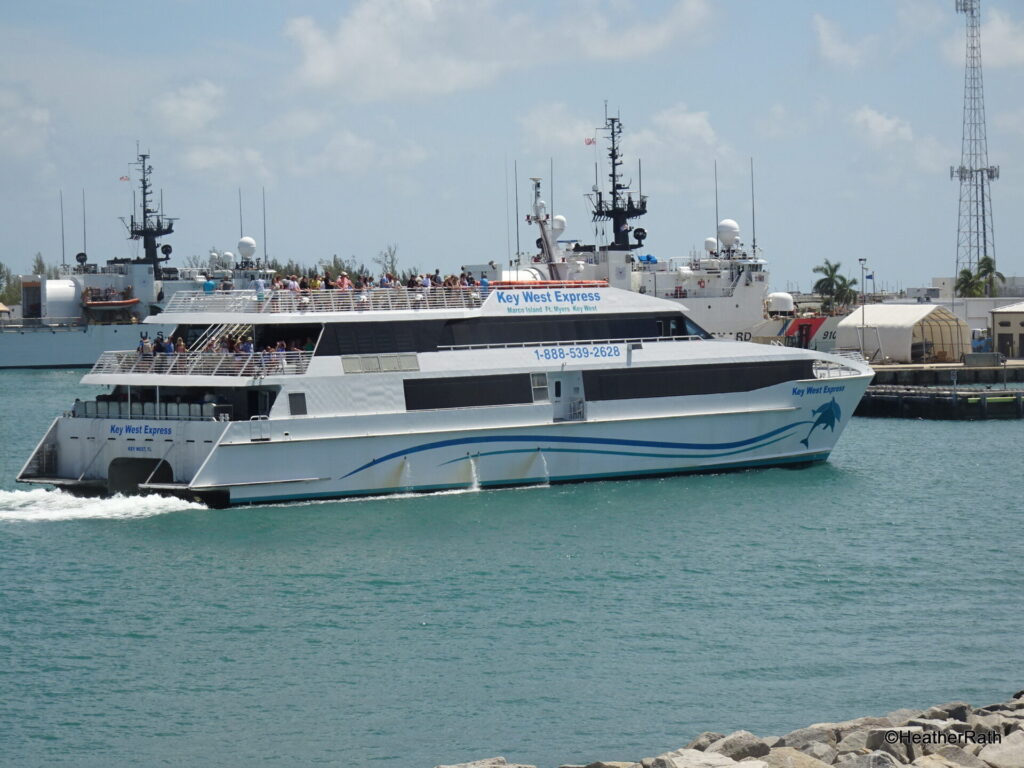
<box><xmin>837</xmin><ymin>305</ymin><xmax>970</xmax><ymax>363</ymax></box>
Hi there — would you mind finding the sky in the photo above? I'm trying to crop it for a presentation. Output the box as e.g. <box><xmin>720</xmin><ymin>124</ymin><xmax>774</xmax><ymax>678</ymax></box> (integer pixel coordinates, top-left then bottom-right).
<box><xmin>2</xmin><ymin>0</ymin><xmax>1023</xmax><ymax>294</ymax></box>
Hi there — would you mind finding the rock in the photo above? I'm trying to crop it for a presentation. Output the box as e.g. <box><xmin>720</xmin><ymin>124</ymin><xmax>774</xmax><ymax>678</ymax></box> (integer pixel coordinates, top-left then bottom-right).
<box><xmin>977</xmin><ymin>730</ymin><xmax>1024</xmax><ymax>768</ymax></box>
<box><xmin>759</xmin><ymin>746</ymin><xmax>834</xmax><ymax>768</ymax></box>
<box><xmin>887</xmin><ymin>709</ymin><xmax>925</xmax><ymax>727</ymax></box>
<box><xmin>686</xmin><ymin>733</ymin><xmax>728</xmax><ymax>752</ymax></box>
<box><xmin>929</xmin><ymin>746</ymin><xmax>988</xmax><ymax>768</ymax></box>
<box><xmin>1014</xmin><ymin>690</ymin><xmax>1024</xmax><ymax>700</ymax></box>
<box><xmin>802</xmin><ymin>742</ymin><xmax>839</xmax><ymax>764</ymax></box>
<box><xmin>967</xmin><ymin>713</ymin><xmax>1005</xmax><ymax>735</ymax></box>
<box><xmin>914</xmin><ymin>755</ymin><xmax>962</xmax><ymax>768</ymax></box>
<box><xmin>810</xmin><ymin>718</ymin><xmax>893</xmax><ymax>742</ymax></box>
<box><xmin>836</xmin><ymin>730</ymin><xmax>871</xmax><ymax>754</ymax></box>
<box><xmin>435</xmin><ymin>760</ymin><xmax>536</xmax><ymax>768</ymax></box>
<box><xmin>580</xmin><ymin>763</ymin><xmax>639</xmax><ymax>768</ymax></box>
<box><xmin>866</xmin><ymin>726</ymin><xmax>929</xmax><ymax>763</ymax></box>
<box><xmin>922</xmin><ymin>703</ymin><xmax>971</xmax><ymax>723</ymax></box>
<box><xmin>648</xmin><ymin>748</ymin><xmax>762</xmax><ymax>768</ymax></box>
<box><xmin>706</xmin><ymin>731</ymin><xmax>770</xmax><ymax>761</ymax></box>
<box><xmin>763</xmin><ymin>738</ymin><xmax>784</xmax><ymax>749</ymax></box>
<box><xmin>834</xmin><ymin>750</ymin><xmax>901</xmax><ymax>768</ymax></box>
<box><xmin>782</xmin><ymin>728</ymin><xmax>837</xmax><ymax>750</ymax></box>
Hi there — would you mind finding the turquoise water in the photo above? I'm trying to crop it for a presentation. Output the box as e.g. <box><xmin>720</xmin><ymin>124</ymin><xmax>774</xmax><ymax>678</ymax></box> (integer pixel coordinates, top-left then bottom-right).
<box><xmin>1</xmin><ymin>370</ymin><xmax>1022</xmax><ymax>767</ymax></box>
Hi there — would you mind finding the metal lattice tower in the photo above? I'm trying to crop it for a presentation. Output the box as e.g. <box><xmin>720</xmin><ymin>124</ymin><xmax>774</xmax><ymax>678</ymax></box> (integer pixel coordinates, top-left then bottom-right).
<box><xmin>951</xmin><ymin>0</ymin><xmax>999</xmax><ymax>281</ymax></box>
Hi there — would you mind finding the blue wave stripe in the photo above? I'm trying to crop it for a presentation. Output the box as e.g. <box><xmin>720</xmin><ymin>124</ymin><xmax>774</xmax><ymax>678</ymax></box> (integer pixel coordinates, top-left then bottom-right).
<box><xmin>248</xmin><ymin>451</ymin><xmax>831</xmax><ymax>504</ymax></box>
<box><xmin>340</xmin><ymin>422</ymin><xmax>810</xmax><ymax>479</ymax></box>
<box><xmin>437</xmin><ymin>433</ymin><xmax>794</xmax><ymax>466</ymax></box>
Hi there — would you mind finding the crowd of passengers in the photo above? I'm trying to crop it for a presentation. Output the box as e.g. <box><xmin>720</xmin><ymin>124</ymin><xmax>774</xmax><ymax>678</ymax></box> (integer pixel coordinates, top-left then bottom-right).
<box><xmin>205</xmin><ymin>269</ymin><xmax>489</xmax><ymax>294</ymax></box>
<box><xmin>136</xmin><ymin>331</ymin><xmax>315</xmax><ymax>367</ymax></box>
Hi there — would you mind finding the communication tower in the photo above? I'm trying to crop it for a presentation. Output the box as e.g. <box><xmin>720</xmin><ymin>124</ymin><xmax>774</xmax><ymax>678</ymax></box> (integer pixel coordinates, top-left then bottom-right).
<box><xmin>951</xmin><ymin>0</ymin><xmax>999</xmax><ymax>280</ymax></box>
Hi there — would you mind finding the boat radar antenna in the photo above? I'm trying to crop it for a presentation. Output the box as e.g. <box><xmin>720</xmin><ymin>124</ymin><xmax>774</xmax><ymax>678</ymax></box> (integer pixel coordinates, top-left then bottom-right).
<box><xmin>589</xmin><ymin>113</ymin><xmax>647</xmax><ymax>250</ymax></box>
<box><xmin>750</xmin><ymin>157</ymin><xmax>757</xmax><ymax>257</ymax></box>
<box><xmin>120</xmin><ymin>149</ymin><xmax>176</xmax><ymax>279</ymax></box>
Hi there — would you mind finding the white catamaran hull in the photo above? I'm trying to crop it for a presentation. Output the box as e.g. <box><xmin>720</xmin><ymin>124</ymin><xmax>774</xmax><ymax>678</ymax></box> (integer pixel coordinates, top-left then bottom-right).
<box><xmin>24</xmin><ymin>374</ymin><xmax>869</xmax><ymax>506</ymax></box>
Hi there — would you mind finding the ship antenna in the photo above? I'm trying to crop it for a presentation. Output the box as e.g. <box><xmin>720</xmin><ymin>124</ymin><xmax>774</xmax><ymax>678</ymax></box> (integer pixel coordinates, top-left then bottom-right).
<box><xmin>514</xmin><ymin>160</ymin><xmax>521</xmax><ymax>265</ymax></box>
<box><xmin>81</xmin><ymin>189</ymin><xmax>87</xmax><ymax>255</ymax></box>
<box><xmin>750</xmin><ymin>157</ymin><xmax>757</xmax><ymax>256</ymax></box>
<box><xmin>504</xmin><ymin>156</ymin><xmax>511</xmax><ymax>263</ymax></box>
<box><xmin>714</xmin><ymin>160</ymin><xmax>720</xmax><ymax>251</ymax></box>
<box><xmin>59</xmin><ymin>190</ymin><xmax>66</xmax><ymax>267</ymax></box>
<box><xmin>262</xmin><ymin>187</ymin><xmax>268</xmax><ymax>263</ymax></box>
<box><xmin>238</xmin><ymin>188</ymin><xmax>244</xmax><ymax>238</ymax></box>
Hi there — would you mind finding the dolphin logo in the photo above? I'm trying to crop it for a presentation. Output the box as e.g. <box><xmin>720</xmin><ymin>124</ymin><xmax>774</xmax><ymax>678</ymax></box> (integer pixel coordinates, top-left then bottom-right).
<box><xmin>800</xmin><ymin>398</ymin><xmax>842</xmax><ymax>447</ymax></box>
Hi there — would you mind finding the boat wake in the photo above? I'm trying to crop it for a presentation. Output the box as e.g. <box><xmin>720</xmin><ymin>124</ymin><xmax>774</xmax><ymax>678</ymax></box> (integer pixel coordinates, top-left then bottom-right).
<box><xmin>0</xmin><ymin>488</ymin><xmax>206</xmax><ymax>522</ymax></box>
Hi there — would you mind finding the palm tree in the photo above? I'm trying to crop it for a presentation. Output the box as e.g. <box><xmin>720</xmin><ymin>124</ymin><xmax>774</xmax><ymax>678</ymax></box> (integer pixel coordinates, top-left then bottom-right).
<box><xmin>815</xmin><ymin>260</ymin><xmax>839</xmax><ymax>305</ymax></box>
<box><xmin>976</xmin><ymin>256</ymin><xmax>1005</xmax><ymax>297</ymax></box>
<box><xmin>955</xmin><ymin>268</ymin><xmax>984</xmax><ymax>298</ymax></box>
<box><xmin>812</xmin><ymin>259</ymin><xmax>843</xmax><ymax>312</ymax></box>
<box><xmin>833</xmin><ymin>275</ymin><xmax>859</xmax><ymax>311</ymax></box>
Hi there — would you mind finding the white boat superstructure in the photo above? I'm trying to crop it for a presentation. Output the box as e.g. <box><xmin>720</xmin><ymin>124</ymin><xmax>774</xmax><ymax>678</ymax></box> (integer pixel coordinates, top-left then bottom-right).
<box><xmin>0</xmin><ymin>151</ymin><xmax>274</xmax><ymax>368</ymax></box>
<box><xmin>464</xmin><ymin>114</ymin><xmax>770</xmax><ymax>340</ymax></box>
<box><xmin>19</xmin><ymin>281</ymin><xmax>873</xmax><ymax>507</ymax></box>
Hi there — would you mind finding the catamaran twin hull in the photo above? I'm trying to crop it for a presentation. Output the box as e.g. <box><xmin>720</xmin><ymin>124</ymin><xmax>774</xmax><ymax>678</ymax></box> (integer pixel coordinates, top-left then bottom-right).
<box><xmin>18</xmin><ymin>285</ymin><xmax>871</xmax><ymax>506</ymax></box>
<box><xmin>21</xmin><ymin>367</ymin><xmax>870</xmax><ymax>507</ymax></box>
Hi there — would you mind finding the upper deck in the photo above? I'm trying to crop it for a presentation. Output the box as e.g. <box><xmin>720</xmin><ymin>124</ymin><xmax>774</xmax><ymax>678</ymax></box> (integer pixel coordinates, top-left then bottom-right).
<box><xmin>152</xmin><ymin>282</ymin><xmax>688</xmax><ymax>325</ymax></box>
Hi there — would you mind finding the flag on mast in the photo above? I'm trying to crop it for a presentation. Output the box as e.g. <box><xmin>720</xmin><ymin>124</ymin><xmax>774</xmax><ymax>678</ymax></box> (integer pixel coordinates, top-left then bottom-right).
<box><xmin>584</xmin><ymin>137</ymin><xmax>596</xmax><ymax>146</ymax></box>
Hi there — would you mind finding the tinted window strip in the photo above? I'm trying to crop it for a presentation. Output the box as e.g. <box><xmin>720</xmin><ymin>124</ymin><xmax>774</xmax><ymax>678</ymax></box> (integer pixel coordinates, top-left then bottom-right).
<box><xmin>582</xmin><ymin>360</ymin><xmax>813</xmax><ymax>401</ymax></box>
<box><xmin>404</xmin><ymin>374</ymin><xmax>533</xmax><ymax>411</ymax></box>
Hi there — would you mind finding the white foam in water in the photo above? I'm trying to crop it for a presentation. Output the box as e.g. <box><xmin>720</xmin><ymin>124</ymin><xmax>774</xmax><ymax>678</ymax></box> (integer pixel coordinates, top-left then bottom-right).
<box><xmin>0</xmin><ymin>488</ymin><xmax>206</xmax><ymax>522</ymax></box>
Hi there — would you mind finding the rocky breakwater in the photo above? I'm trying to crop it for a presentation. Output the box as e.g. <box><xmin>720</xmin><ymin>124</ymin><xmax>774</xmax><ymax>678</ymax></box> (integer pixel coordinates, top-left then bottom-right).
<box><xmin>435</xmin><ymin>690</ymin><xmax>1024</xmax><ymax>768</ymax></box>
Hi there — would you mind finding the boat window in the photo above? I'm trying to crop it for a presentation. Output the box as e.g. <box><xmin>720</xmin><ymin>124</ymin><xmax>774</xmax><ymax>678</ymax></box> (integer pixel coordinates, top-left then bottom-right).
<box><xmin>554</xmin><ymin>381</ymin><xmax>562</xmax><ymax>398</ymax></box>
<box><xmin>582</xmin><ymin>359</ymin><xmax>814</xmax><ymax>401</ymax></box>
<box><xmin>530</xmin><ymin>372</ymin><xmax>549</xmax><ymax>402</ymax></box>
<box><xmin>404</xmin><ymin>374</ymin><xmax>533</xmax><ymax>411</ymax></box>
<box><xmin>288</xmin><ymin>392</ymin><xmax>308</xmax><ymax>416</ymax></box>
<box><xmin>317</xmin><ymin>312</ymin><xmax>708</xmax><ymax>357</ymax></box>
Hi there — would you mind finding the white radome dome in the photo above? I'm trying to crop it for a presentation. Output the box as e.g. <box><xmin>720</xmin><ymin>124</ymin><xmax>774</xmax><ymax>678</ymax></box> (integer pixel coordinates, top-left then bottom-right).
<box><xmin>767</xmin><ymin>292</ymin><xmax>795</xmax><ymax>313</ymax></box>
<box><xmin>717</xmin><ymin>219</ymin><xmax>740</xmax><ymax>247</ymax></box>
<box><xmin>237</xmin><ymin>237</ymin><xmax>257</xmax><ymax>259</ymax></box>
<box><xmin>704</xmin><ymin>237</ymin><xmax>718</xmax><ymax>253</ymax></box>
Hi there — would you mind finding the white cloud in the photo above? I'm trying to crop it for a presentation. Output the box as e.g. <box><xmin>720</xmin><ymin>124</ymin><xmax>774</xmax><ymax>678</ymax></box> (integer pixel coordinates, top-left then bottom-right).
<box><xmin>851</xmin><ymin>106</ymin><xmax>914</xmax><ymax>145</ymax></box>
<box><xmin>943</xmin><ymin>7</ymin><xmax>1024</xmax><ymax>68</ymax></box>
<box><xmin>569</xmin><ymin>0</ymin><xmax>710</xmax><ymax>61</ymax></box>
<box><xmin>756</xmin><ymin>103</ymin><xmax>805</xmax><ymax>140</ymax></box>
<box><xmin>285</xmin><ymin>0</ymin><xmax>710</xmax><ymax>100</ymax></box>
<box><xmin>849</xmin><ymin>106</ymin><xmax>949</xmax><ymax>174</ymax></box>
<box><xmin>0</xmin><ymin>88</ymin><xmax>50</xmax><ymax>158</ymax></box>
<box><xmin>297</xmin><ymin>130</ymin><xmax>428</xmax><ymax>176</ymax></box>
<box><xmin>518</xmin><ymin>103</ymin><xmax>603</xmax><ymax>149</ymax></box>
<box><xmin>629</xmin><ymin>103</ymin><xmax>735</xmax><ymax>185</ymax></box>
<box><xmin>153</xmin><ymin>81</ymin><xmax>224</xmax><ymax>137</ymax></box>
<box><xmin>980</xmin><ymin>8</ymin><xmax>1024</xmax><ymax>67</ymax></box>
<box><xmin>813</xmin><ymin>13</ymin><xmax>875</xmax><ymax>69</ymax></box>
<box><xmin>994</xmin><ymin>107</ymin><xmax>1024</xmax><ymax>136</ymax></box>
<box><xmin>182</xmin><ymin>145</ymin><xmax>269</xmax><ymax>181</ymax></box>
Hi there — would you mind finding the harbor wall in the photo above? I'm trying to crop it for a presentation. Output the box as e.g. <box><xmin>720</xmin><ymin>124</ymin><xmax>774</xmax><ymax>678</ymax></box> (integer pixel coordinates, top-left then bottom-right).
<box><xmin>436</xmin><ymin>690</ymin><xmax>1024</xmax><ymax>768</ymax></box>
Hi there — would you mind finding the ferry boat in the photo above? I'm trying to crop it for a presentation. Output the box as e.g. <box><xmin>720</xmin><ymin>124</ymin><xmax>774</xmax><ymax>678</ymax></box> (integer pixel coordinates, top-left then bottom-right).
<box><xmin>0</xmin><ymin>152</ymin><xmax>272</xmax><ymax>368</ymax></box>
<box><xmin>18</xmin><ymin>205</ymin><xmax>873</xmax><ymax>507</ymax></box>
<box><xmin>464</xmin><ymin>114</ymin><xmax>770</xmax><ymax>340</ymax></box>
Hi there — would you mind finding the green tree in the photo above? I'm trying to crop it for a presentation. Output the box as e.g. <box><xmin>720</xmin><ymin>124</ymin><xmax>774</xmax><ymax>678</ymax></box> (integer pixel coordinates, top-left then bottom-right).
<box><xmin>833</xmin><ymin>275</ymin><xmax>859</xmax><ymax>310</ymax></box>
<box><xmin>955</xmin><ymin>268</ymin><xmax>984</xmax><ymax>298</ymax></box>
<box><xmin>30</xmin><ymin>252</ymin><xmax>59</xmax><ymax>278</ymax></box>
<box><xmin>976</xmin><ymin>255</ymin><xmax>1005</xmax><ymax>297</ymax></box>
<box><xmin>812</xmin><ymin>259</ymin><xmax>842</xmax><ymax>311</ymax></box>
<box><xmin>0</xmin><ymin>261</ymin><xmax>21</xmax><ymax>305</ymax></box>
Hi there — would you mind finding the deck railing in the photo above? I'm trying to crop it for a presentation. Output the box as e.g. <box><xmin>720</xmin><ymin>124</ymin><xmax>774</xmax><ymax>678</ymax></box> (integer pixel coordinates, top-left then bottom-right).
<box><xmin>813</xmin><ymin>351</ymin><xmax>868</xmax><ymax>379</ymax></box>
<box><xmin>162</xmin><ymin>287</ymin><xmax>492</xmax><ymax>314</ymax></box>
<box><xmin>89</xmin><ymin>350</ymin><xmax>312</xmax><ymax>377</ymax></box>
